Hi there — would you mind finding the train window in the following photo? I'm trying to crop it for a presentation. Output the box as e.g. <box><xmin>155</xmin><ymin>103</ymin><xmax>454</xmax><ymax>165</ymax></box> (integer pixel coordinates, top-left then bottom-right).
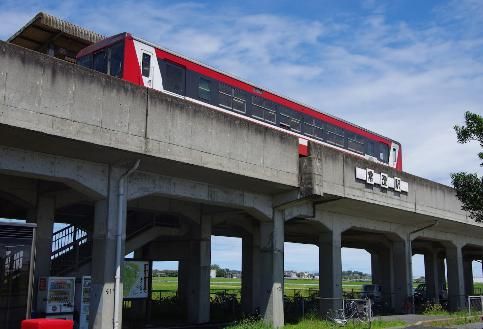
<box><xmin>233</xmin><ymin>98</ymin><xmax>246</xmax><ymax>113</ymax></box>
<box><xmin>280</xmin><ymin>107</ymin><xmax>302</xmax><ymax>132</ymax></box>
<box><xmin>304</xmin><ymin>119</ymin><xmax>324</xmax><ymax>139</ymax></box>
<box><xmin>347</xmin><ymin>133</ymin><xmax>365</xmax><ymax>154</ymax></box>
<box><xmin>252</xmin><ymin>104</ymin><xmax>263</xmax><ymax>119</ymax></box>
<box><xmin>280</xmin><ymin>113</ymin><xmax>291</xmax><ymax>128</ymax></box>
<box><xmin>252</xmin><ymin>96</ymin><xmax>276</xmax><ymax>123</ymax></box>
<box><xmin>218</xmin><ymin>83</ymin><xmax>246</xmax><ymax>113</ymax></box>
<box><xmin>77</xmin><ymin>55</ymin><xmax>93</xmax><ymax>69</ymax></box>
<box><xmin>304</xmin><ymin>120</ymin><xmax>315</xmax><ymax>136</ymax></box>
<box><xmin>314</xmin><ymin>124</ymin><xmax>324</xmax><ymax>139</ymax></box>
<box><xmin>219</xmin><ymin>83</ymin><xmax>232</xmax><ymax>95</ymax></box>
<box><xmin>233</xmin><ymin>88</ymin><xmax>246</xmax><ymax>113</ymax></box>
<box><xmin>367</xmin><ymin>141</ymin><xmax>375</xmax><ymax>156</ymax></box>
<box><xmin>290</xmin><ymin>118</ymin><xmax>301</xmax><ymax>132</ymax></box>
<box><xmin>109</xmin><ymin>43</ymin><xmax>124</xmax><ymax>78</ymax></box>
<box><xmin>326</xmin><ymin>124</ymin><xmax>345</xmax><ymax>147</ymax></box>
<box><xmin>234</xmin><ymin>88</ymin><xmax>246</xmax><ymax>101</ymax></box>
<box><xmin>142</xmin><ymin>53</ymin><xmax>151</xmax><ymax>77</ymax></box>
<box><xmin>219</xmin><ymin>92</ymin><xmax>232</xmax><ymax>109</ymax></box>
<box><xmin>165</xmin><ymin>62</ymin><xmax>185</xmax><ymax>95</ymax></box>
<box><xmin>265</xmin><ymin>110</ymin><xmax>276</xmax><ymax>123</ymax></box>
<box><xmin>93</xmin><ymin>50</ymin><xmax>108</xmax><ymax>74</ymax></box>
<box><xmin>379</xmin><ymin>143</ymin><xmax>389</xmax><ymax>162</ymax></box>
<box><xmin>198</xmin><ymin>78</ymin><xmax>211</xmax><ymax>101</ymax></box>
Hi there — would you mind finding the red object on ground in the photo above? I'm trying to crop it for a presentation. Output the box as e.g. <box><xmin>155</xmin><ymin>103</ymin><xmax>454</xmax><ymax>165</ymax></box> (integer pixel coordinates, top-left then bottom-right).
<box><xmin>21</xmin><ymin>319</ymin><xmax>74</xmax><ymax>329</ymax></box>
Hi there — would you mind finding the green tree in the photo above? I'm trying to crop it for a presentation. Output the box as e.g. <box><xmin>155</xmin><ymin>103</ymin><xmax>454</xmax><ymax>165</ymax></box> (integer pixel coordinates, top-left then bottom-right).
<box><xmin>451</xmin><ymin>111</ymin><xmax>483</xmax><ymax>222</ymax></box>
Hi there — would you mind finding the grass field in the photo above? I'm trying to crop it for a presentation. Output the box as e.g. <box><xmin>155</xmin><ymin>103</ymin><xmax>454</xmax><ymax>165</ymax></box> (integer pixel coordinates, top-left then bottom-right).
<box><xmin>151</xmin><ymin>277</ymin><xmax>483</xmax><ymax>298</ymax></box>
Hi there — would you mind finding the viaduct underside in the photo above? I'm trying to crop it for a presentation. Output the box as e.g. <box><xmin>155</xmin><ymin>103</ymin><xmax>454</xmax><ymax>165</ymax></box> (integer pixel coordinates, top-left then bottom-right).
<box><xmin>1</xmin><ymin>41</ymin><xmax>483</xmax><ymax>328</ymax></box>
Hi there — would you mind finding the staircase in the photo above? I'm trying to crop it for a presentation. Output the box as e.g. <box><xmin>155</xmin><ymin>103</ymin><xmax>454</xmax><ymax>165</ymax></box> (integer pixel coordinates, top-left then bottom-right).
<box><xmin>50</xmin><ymin>214</ymin><xmax>182</xmax><ymax>275</ymax></box>
<box><xmin>51</xmin><ymin>224</ymin><xmax>92</xmax><ymax>275</ymax></box>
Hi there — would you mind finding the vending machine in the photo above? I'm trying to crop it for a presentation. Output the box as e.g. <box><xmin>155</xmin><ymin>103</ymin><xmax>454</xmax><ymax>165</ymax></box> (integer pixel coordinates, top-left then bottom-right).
<box><xmin>37</xmin><ymin>276</ymin><xmax>76</xmax><ymax>320</ymax></box>
<box><xmin>75</xmin><ymin>276</ymin><xmax>91</xmax><ymax>329</ymax></box>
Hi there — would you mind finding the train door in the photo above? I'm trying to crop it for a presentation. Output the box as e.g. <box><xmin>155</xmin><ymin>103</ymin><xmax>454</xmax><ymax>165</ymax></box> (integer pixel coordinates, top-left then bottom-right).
<box><xmin>140</xmin><ymin>49</ymin><xmax>154</xmax><ymax>88</ymax></box>
<box><xmin>164</xmin><ymin>61</ymin><xmax>186</xmax><ymax>96</ymax></box>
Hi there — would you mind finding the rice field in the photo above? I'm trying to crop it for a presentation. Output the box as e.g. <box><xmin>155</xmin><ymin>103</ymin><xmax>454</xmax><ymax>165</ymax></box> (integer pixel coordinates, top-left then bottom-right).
<box><xmin>150</xmin><ymin>277</ymin><xmax>483</xmax><ymax>298</ymax></box>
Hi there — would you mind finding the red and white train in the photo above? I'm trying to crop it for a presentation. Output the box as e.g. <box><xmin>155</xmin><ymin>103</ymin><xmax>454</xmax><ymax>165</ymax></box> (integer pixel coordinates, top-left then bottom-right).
<box><xmin>77</xmin><ymin>33</ymin><xmax>402</xmax><ymax>171</ymax></box>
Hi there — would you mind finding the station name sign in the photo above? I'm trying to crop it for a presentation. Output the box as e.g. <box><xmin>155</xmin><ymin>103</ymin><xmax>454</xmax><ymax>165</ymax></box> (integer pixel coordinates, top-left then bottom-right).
<box><xmin>355</xmin><ymin>167</ymin><xmax>408</xmax><ymax>193</ymax></box>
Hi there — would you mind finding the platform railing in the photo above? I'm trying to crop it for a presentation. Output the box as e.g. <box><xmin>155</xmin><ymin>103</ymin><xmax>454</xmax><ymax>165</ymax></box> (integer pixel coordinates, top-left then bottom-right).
<box><xmin>50</xmin><ymin>224</ymin><xmax>91</xmax><ymax>274</ymax></box>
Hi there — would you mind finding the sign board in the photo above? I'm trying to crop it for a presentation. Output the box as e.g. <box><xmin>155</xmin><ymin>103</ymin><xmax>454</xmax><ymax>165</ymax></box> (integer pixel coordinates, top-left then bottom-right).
<box><xmin>123</xmin><ymin>261</ymin><xmax>149</xmax><ymax>299</ymax></box>
<box><xmin>355</xmin><ymin>167</ymin><xmax>408</xmax><ymax>193</ymax></box>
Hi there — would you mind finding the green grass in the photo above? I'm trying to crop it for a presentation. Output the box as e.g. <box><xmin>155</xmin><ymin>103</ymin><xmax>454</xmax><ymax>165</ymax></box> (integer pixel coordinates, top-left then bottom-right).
<box><xmin>151</xmin><ymin>277</ymin><xmax>372</xmax><ymax>296</ymax></box>
<box><xmin>151</xmin><ymin>277</ymin><xmax>483</xmax><ymax>299</ymax></box>
<box><xmin>226</xmin><ymin>317</ymin><xmax>406</xmax><ymax>329</ymax></box>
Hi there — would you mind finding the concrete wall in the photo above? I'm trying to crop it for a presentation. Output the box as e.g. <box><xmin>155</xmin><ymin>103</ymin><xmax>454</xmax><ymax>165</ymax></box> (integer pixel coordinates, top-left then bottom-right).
<box><xmin>0</xmin><ymin>41</ymin><xmax>299</xmax><ymax>188</ymax></box>
<box><xmin>302</xmin><ymin>142</ymin><xmax>477</xmax><ymax>228</ymax></box>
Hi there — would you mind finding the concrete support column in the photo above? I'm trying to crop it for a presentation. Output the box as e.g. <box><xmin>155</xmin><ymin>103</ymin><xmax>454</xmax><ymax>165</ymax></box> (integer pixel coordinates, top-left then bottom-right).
<box><xmin>186</xmin><ymin>216</ymin><xmax>211</xmax><ymax>324</ymax></box>
<box><xmin>371</xmin><ymin>252</ymin><xmax>381</xmax><ymax>284</ymax></box>
<box><xmin>463</xmin><ymin>258</ymin><xmax>474</xmax><ymax>297</ymax></box>
<box><xmin>241</xmin><ymin>229</ymin><xmax>261</xmax><ymax>315</ymax></box>
<box><xmin>424</xmin><ymin>250</ymin><xmax>440</xmax><ymax>303</ymax></box>
<box><xmin>177</xmin><ymin>258</ymin><xmax>188</xmax><ymax>316</ymax></box>
<box><xmin>319</xmin><ymin>227</ymin><xmax>343</xmax><ymax>314</ymax></box>
<box><xmin>391</xmin><ymin>239</ymin><xmax>411</xmax><ymax>313</ymax></box>
<box><xmin>260</xmin><ymin>210</ymin><xmax>284</xmax><ymax>328</ymax></box>
<box><xmin>446</xmin><ymin>244</ymin><xmax>466</xmax><ymax>311</ymax></box>
<box><xmin>437</xmin><ymin>254</ymin><xmax>447</xmax><ymax>288</ymax></box>
<box><xmin>371</xmin><ymin>248</ymin><xmax>392</xmax><ymax>303</ymax></box>
<box><xmin>34</xmin><ymin>196</ymin><xmax>55</xmax><ymax>280</ymax></box>
<box><xmin>89</xmin><ymin>168</ymin><xmax>125</xmax><ymax>329</ymax></box>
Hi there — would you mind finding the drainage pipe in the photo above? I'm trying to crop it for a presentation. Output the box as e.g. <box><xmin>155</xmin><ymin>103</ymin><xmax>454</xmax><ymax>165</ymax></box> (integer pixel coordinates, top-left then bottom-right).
<box><xmin>113</xmin><ymin>160</ymin><xmax>140</xmax><ymax>329</ymax></box>
<box><xmin>408</xmin><ymin>220</ymin><xmax>439</xmax><ymax>314</ymax></box>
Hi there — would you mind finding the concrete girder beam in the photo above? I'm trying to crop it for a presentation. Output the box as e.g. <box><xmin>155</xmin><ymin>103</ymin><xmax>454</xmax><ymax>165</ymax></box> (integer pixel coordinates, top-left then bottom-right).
<box><xmin>128</xmin><ymin>196</ymin><xmax>202</xmax><ymax>225</ymax></box>
<box><xmin>127</xmin><ymin>171</ymin><xmax>273</xmax><ymax>221</ymax></box>
<box><xmin>0</xmin><ymin>174</ymin><xmax>37</xmax><ymax>210</ymax></box>
<box><xmin>0</xmin><ymin>146</ymin><xmax>108</xmax><ymax>199</ymax></box>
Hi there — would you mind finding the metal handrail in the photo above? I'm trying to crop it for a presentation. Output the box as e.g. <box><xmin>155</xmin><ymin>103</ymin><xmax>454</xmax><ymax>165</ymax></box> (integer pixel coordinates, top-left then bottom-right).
<box><xmin>51</xmin><ymin>224</ymin><xmax>89</xmax><ymax>260</ymax></box>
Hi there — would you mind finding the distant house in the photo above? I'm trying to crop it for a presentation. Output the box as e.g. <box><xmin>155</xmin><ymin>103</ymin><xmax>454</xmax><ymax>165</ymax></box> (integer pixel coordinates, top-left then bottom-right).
<box><xmin>225</xmin><ymin>270</ymin><xmax>241</xmax><ymax>279</ymax></box>
<box><xmin>210</xmin><ymin>269</ymin><xmax>217</xmax><ymax>278</ymax></box>
<box><xmin>296</xmin><ymin>272</ymin><xmax>310</xmax><ymax>279</ymax></box>
<box><xmin>284</xmin><ymin>271</ymin><xmax>298</xmax><ymax>279</ymax></box>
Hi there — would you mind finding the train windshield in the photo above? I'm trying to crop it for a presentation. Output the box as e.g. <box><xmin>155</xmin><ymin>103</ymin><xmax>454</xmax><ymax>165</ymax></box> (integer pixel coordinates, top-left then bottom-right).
<box><xmin>77</xmin><ymin>41</ymin><xmax>124</xmax><ymax>78</ymax></box>
<box><xmin>378</xmin><ymin>143</ymin><xmax>389</xmax><ymax>163</ymax></box>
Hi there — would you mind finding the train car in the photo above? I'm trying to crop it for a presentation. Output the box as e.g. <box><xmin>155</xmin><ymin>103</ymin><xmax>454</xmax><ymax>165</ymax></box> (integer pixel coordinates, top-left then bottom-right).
<box><xmin>76</xmin><ymin>33</ymin><xmax>402</xmax><ymax>171</ymax></box>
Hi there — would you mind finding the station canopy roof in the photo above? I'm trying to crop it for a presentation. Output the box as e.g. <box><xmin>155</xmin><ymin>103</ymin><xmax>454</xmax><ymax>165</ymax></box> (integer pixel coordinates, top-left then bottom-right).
<box><xmin>7</xmin><ymin>12</ymin><xmax>105</xmax><ymax>62</ymax></box>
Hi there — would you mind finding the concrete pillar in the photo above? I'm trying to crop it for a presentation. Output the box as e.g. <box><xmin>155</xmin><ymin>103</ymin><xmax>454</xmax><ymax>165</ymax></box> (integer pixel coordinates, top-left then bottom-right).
<box><xmin>177</xmin><ymin>258</ymin><xmax>188</xmax><ymax>316</ymax></box>
<box><xmin>242</xmin><ymin>230</ymin><xmax>261</xmax><ymax>315</ymax></box>
<box><xmin>437</xmin><ymin>253</ymin><xmax>446</xmax><ymax>288</ymax></box>
<box><xmin>391</xmin><ymin>239</ymin><xmax>411</xmax><ymax>313</ymax></box>
<box><xmin>463</xmin><ymin>258</ymin><xmax>474</xmax><ymax>297</ymax></box>
<box><xmin>371</xmin><ymin>252</ymin><xmax>381</xmax><ymax>284</ymax></box>
<box><xmin>424</xmin><ymin>250</ymin><xmax>440</xmax><ymax>303</ymax></box>
<box><xmin>186</xmin><ymin>216</ymin><xmax>211</xmax><ymax>324</ymax></box>
<box><xmin>319</xmin><ymin>227</ymin><xmax>343</xmax><ymax>314</ymax></box>
<box><xmin>371</xmin><ymin>248</ymin><xmax>392</xmax><ymax>304</ymax></box>
<box><xmin>446</xmin><ymin>244</ymin><xmax>466</xmax><ymax>311</ymax></box>
<box><xmin>260</xmin><ymin>210</ymin><xmax>284</xmax><ymax>328</ymax></box>
<box><xmin>34</xmin><ymin>196</ymin><xmax>55</xmax><ymax>280</ymax></box>
<box><xmin>89</xmin><ymin>168</ymin><xmax>125</xmax><ymax>329</ymax></box>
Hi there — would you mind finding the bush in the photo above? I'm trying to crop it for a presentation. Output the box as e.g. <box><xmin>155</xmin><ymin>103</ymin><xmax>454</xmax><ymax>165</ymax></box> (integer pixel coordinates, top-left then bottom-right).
<box><xmin>422</xmin><ymin>303</ymin><xmax>446</xmax><ymax>315</ymax></box>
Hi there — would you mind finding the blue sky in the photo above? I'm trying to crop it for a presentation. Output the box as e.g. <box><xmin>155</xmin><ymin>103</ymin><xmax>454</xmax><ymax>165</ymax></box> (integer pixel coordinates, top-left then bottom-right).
<box><xmin>1</xmin><ymin>0</ymin><xmax>482</xmax><ymax>277</ymax></box>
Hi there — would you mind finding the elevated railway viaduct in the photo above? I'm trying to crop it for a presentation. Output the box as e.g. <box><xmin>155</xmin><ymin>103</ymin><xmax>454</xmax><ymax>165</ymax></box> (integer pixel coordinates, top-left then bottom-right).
<box><xmin>1</xmin><ymin>39</ymin><xmax>483</xmax><ymax>328</ymax></box>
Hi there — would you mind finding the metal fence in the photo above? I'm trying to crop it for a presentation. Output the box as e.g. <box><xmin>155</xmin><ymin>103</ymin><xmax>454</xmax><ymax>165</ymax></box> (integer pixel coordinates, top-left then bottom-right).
<box><xmin>468</xmin><ymin>296</ymin><xmax>483</xmax><ymax>316</ymax></box>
